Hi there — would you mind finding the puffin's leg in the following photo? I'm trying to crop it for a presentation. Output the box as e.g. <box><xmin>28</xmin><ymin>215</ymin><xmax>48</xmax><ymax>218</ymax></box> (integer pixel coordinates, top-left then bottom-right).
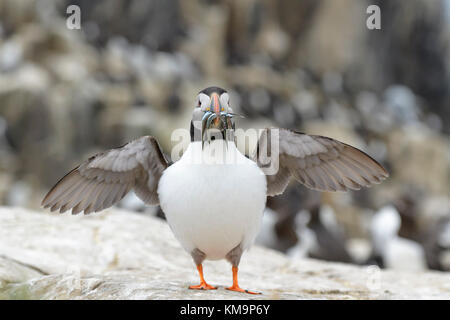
<box><xmin>189</xmin><ymin>248</ymin><xmax>217</xmax><ymax>290</ymax></box>
<box><xmin>225</xmin><ymin>244</ymin><xmax>261</xmax><ymax>295</ymax></box>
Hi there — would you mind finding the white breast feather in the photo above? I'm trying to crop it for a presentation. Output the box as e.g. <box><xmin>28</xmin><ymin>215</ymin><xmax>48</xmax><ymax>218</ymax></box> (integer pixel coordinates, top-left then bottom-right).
<box><xmin>157</xmin><ymin>141</ymin><xmax>267</xmax><ymax>260</ymax></box>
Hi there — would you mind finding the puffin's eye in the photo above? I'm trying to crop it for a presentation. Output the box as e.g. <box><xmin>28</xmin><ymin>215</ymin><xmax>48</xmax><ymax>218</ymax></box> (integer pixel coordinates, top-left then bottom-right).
<box><xmin>198</xmin><ymin>93</ymin><xmax>210</xmax><ymax>111</ymax></box>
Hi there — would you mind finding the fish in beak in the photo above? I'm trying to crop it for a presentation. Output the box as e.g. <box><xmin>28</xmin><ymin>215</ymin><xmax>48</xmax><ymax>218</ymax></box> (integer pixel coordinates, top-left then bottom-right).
<box><xmin>200</xmin><ymin>92</ymin><xmax>244</xmax><ymax>148</ymax></box>
<box><xmin>202</xmin><ymin>93</ymin><xmax>227</xmax><ymax>147</ymax></box>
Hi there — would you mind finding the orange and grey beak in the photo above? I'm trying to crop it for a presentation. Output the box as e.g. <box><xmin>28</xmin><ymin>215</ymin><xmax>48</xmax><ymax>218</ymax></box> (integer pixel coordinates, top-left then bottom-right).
<box><xmin>208</xmin><ymin>92</ymin><xmax>223</xmax><ymax>128</ymax></box>
<box><xmin>202</xmin><ymin>93</ymin><xmax>225</xmax><ymax>131</ymax></box>
<box><xmin>201</xmin><ymin>92</ymin><xmax>227</xmax><ymax>147</ymax></box>
<box><xmin>210</xmin><ymin>92</ymin><xmax>222</xmax><ymax>115</ymax></box>
<box><xmin>201</xmin><ymin>92</ymin><xmax>242</xmax><ymax>147</ymax></box>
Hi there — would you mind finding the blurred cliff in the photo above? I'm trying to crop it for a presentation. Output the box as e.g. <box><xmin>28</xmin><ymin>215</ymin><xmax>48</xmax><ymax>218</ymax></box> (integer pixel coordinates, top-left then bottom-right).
<box><xmin>0</xmin><ymin>0</ymin><xmax>449</xmax><ymax>271</ymax></box>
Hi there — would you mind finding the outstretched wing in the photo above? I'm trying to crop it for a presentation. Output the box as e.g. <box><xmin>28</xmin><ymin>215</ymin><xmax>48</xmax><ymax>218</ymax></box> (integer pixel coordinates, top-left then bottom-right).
<box><xmin>42</xmin><ymin>136</ymin><xmax>168</xmax><ymax>214</ymax></box>
<box><xmin>252</xmin><ymin>128</ymin><xmax>389</xmax><ymax>196</ymax></box>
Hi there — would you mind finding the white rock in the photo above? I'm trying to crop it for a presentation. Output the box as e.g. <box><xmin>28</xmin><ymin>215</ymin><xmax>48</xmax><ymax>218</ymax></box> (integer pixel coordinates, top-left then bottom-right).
<box><xmin>0</xmin><ymin>206</ymin><xmax>449</xmax><ymax>299</ymax></box>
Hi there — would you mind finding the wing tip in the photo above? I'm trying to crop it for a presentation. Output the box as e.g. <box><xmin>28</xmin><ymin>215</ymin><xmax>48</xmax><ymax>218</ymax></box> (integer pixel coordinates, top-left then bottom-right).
<box><xmin>41</xmin><ymin>167</ymin><xmax>81</xmax><ymax>209</ymax></box>
<box><xmin>344</xmin><ymin>144</ymin><xmax>390</xmax><ymax>178</ymax></box>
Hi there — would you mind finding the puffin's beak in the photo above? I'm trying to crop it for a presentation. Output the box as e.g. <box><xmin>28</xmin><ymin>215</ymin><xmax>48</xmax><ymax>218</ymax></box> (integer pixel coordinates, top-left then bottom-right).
<box><xmin>200</xmin><ymin>93</ymin><xmax>243</xmax><ymax>147</ymax></box>
<box><xmin>201</xmin><ymin>93</ymin><xmax>226</xmax><ymax>147</ymax></box>
<box><xmin>210</xmin><ymin>92</ymin><xmax>221</xmax><ymax>115</ymax></box>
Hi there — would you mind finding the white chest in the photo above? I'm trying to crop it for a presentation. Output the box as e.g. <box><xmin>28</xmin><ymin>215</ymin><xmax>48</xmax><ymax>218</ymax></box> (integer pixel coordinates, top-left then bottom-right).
<box><xmin>157</xmin><ymin>141</ymin><xmax>267</xmax><ymax>260</ymax></box>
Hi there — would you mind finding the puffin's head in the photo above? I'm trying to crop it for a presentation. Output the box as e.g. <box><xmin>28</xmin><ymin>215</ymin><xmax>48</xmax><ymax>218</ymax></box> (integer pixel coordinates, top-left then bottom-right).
<box><xmin>190</xmin><ymin>86</ymin><xmax>238</xmax><ymax>144</ymax></box>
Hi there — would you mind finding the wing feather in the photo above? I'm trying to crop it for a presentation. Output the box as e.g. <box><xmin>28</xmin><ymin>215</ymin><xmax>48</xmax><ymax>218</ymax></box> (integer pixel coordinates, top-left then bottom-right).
<box><xmin>252</xmin><ymin>128</ymin><xmax>388</xmax><ymax>196</ymax></box>
<box><xmin>42</xmin><ymin>136</ymin><xmax>168</xmax><ymax>215</ymax></box>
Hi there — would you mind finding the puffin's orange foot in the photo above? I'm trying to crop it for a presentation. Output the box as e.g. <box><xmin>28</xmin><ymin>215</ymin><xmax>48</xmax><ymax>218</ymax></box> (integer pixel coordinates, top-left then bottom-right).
<box><xmin>189</xmin><ymin>264</ymin><xmax>216</xmax><ymax>290</ymax></box>
<box><xmin>226</xmin><ymin>266</ymin><xmax>262</xmax><ymax>294</ymax></box>
<box><xmin>189</xmin><ymin>282</ymin><xmax>217</xmax><ymax>290</ymax></box>
<box><xmin>226</xmin><ymin>285</ymin><xmax>261</xmax><ymax>295</ymax></box>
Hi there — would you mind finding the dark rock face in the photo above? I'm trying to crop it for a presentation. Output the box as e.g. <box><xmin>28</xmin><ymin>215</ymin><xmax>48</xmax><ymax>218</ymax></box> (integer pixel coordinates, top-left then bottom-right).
<box><xmin>62</xmin><ymin>0</ymin><xmax>185</xmax><ymax>51</ymax></box>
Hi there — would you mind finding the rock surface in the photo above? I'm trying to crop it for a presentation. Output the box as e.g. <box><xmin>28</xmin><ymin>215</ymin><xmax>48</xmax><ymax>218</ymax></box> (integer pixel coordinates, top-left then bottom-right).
<box><xmin>0</xmin><ymin>206</ymin><xmax>449</xmax><ymax>300</ymax></box>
